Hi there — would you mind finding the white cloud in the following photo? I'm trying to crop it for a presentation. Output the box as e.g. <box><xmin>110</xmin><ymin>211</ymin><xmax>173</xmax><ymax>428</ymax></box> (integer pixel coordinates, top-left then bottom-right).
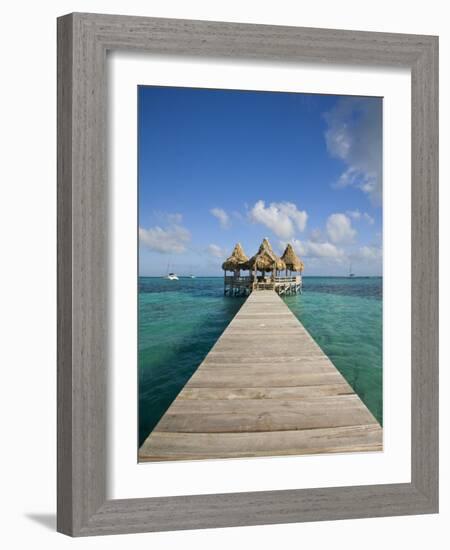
<box><xmin>324</xmin><ymin>98</ymin><xmax>382</xmax><ymax>204</ymax></box>
<box><xmin>280</xmin><ymin>238</ymin><xmax>382</xmax><ymax>273</ymax></box>
<box><xmin>354</xmin><ymin>245</ymin><xmax>382</xmax><ymax>261</ymax></box>
<box><xmin>206</xmin><ymin>244</ymin><xmax>225</xmax><ymax>258</ymax></box>
<box><xmin>346</xmin><ymin>209</ymin><xmax>375</xmax><ymax>225</ymax></box>
<box><xmin>346</xmin><ymin>209</ymin><xmax>361</xmax><ymax>220</ymax></box>
<box><xmin>363</xmin><ymin>212</ymin><xmax>375</xmax><ymax>225</ymax></box>
<box><xmin>139</xmin><ymin>224</ymin><xmax>190</xmax><ymax>254</ymax></box>
<box><xmin>307</xmin><ymin>241</ymin><xmax>345</xmax><ymax>259</ymax></box>
<box><xmin>326</xmin><ymin>213</ymin><xmax>356</xmax><ymax>244</ymax></box>
<box><xmin>249</xmin><ymin>200</ymin><xmax>308</xmax><ymax>239</ymax></box>
<box><xmin>153</xmin><ymin>211</ymin><xmax>184</xmax><ymax>224</ymax></box>
<box><xmin>287</xmin><ymin>239</ymin><xmax>345</xmax><ymax>260</ymax></box>
<box><xmin>210</xmin><ymin>208</ymin><xmax>230</xmax><ymax>229</ymax></box>
<box><xmin>309</xmin><ymin>228</ymin><xmax>323</xmax><ymax>242</ymax></box>
<box><xmin>166</xmin><ymin>212</ymin><xmax>183</xmax><ymax>224</ymax></box>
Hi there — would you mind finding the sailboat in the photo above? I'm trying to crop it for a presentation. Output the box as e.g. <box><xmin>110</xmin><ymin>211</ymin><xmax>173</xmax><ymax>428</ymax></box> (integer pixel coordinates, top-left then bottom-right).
<box><xmin>163</xmin><ymin>261</ymin><xmax>179</xmax><ymax>281</ymax></box>
<box><xmin>348</xmin><ymin>263</ymin><xmax>355</xmax><ymax>278</ymax></box>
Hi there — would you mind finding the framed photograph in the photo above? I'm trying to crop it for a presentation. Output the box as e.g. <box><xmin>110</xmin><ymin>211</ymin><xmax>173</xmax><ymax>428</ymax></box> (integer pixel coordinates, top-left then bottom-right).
<box><xmin>57</xmin><ymin>13</ymin><xmax>438</xmax><ymax>536</ymax></box>
<box><xmin>137</xmin><ymin>87</ymin><xmax>384</xmax><ymax>463</ymax></box>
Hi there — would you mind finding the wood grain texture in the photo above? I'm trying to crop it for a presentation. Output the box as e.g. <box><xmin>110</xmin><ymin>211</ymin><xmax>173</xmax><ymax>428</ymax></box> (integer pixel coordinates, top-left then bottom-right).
<box><xmin>57</xmin><ymin>12</ymin><xmax>108</xmax><ymax>535</ymax></box>
<box><xmin>154</xmin><ymin>411</ymin><xmax>377</xmax><ymax>435</ymax></box>
<box><xmin>57</xmin><ymin>14</ymin><xmax>73</xmax><ymax>535</ymax></box>
<box><xmin>177</xmin><ymin>384</ymin><xmax>354</xmax><ymax>400</ymax></box>
<box><xmin>140</xmin><ymin>426</ymin><xmax>382</xmax><ymax>460</ymax></box>
<box><xmin>162</xmin><ymin>395</ymin><xmax>368</xmax><ymax>415</ymax></box>
<box><xmin>140</xmin><ymin>292</ymin><xmax>381</xmax><ymax>461</ymax></box>
<box><xmin>57</xmin><ymin>12</ymin><xmax>438</xmax><ymax>536</ymax></box>
<box><xmin>410</xmin><ymin>32</ymin><xmax>439</xmax><ymax>508</ymax></box>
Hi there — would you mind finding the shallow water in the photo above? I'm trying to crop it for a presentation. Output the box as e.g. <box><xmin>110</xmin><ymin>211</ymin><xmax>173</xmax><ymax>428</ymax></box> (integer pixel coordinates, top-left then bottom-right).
<box><xmin>139</xmin><ymin>276</ymin><xmax>382</xmax><ymax>446</ymax></box>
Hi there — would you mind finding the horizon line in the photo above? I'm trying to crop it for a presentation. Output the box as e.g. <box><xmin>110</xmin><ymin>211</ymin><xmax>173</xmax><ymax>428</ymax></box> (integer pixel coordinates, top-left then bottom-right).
<box><xmin>138</xmin><ymin>274</ymin><xmax>383</xmax><ymax>278</ymax></box>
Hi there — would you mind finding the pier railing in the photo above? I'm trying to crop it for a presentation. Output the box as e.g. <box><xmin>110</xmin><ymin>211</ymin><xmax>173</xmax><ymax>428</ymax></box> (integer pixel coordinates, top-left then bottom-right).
<box><xmin>274</xmin><ymin>276</ymin><xmax>301</xmax><ymax>283</ymax></box>
<box><xmin>224</xmin><ymin>274</ymin><xmax>302</xmax><ymax>296</ymax></box>
<box><xmin>224</xmin><ymin>276</ymin><xmax>252</xmax><ymax>284</ymax></box>
<box><xmin>225</xmin><ymin>275</ymin><xmax>301</xmax><ymax>284</ymax></box>
<box><xmin>253</xmin><ymin>282</ymin><xmax>275</xmax><ymax>290</ymax></box>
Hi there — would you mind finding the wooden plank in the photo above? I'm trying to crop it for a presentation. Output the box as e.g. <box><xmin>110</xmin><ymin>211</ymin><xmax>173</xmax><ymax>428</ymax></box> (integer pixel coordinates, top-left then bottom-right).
<box><xmin>139</xmin><ymin>290</ymin><xmax>382</xmax><ymax>461</ymax></box>
<box><xmin>204</xmin><ymin>353</ymin><xmax>327</xmax><ymax>363</ymax></box>
<box><xmin>156</xmin><ymin>408</ymin><xmax>378</xmax><ymax>433</ymax></box>
<box><xmin>213</xmin><ymin>338</ymin><xmax>317</xmax><ymax>347</ymax></box>
<box><xmin>202</xmin><ymin>355</ymin><xmax>332</xmax><ymax>364</ymax></box>
<box><xmin>177</xmin><ymin>384</ymin><xmax>354</xmax><ymax>400</ymax></box>
<box><xmin>186</xmin><ymin>371</ymin><xmax>346</xmax><ymax>388</ymax></box>
<box><xmin>167</xmin><ymin>395</ymin><xmax>370</xmax><ymax>415</ymax></box>
<box><xmin>198</xmin><ymin>363</ymin><xmax>337</xmax><ymax>374</ymax></box>
<box><xmin>140</xmin><ymin>425</ymin><xmax>383</xmax><ymax>461</ymax></box>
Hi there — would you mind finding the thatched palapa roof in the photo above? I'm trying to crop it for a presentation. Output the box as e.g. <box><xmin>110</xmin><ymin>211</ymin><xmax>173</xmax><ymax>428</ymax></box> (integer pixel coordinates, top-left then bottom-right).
<box><xmin>281</xmin><ymin>243</ymin><xmax>304</xmax><ymax>272</ymax></box>
<box><xmin>243</xmin><ymin>238</ymin><xmax>286</xmax><ymax>271</ymax></box>
<box><xmin>222</xmin><ymin>243</ymin><xmax>249</xmax><ymax>271</ymax></box>
<box><xmin>222</xmin><ymin>239</ymin><xmax>304</xmax><ymax>273</ymax></box>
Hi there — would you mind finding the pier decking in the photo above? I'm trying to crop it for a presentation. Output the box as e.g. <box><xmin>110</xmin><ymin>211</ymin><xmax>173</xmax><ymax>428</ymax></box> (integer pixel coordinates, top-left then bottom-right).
<box><xmin>139</xmin><ymin>291</ymin><xmax>382</xmax><ymax>461</ymax></box>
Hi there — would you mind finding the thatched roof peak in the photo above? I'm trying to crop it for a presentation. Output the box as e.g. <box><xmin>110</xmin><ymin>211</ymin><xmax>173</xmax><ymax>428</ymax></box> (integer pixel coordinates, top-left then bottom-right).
<box><xmin>222</xmin><ymin>239</ymin><xmax>304</xmax><ymax>273</ymax></box>
<box><xmin>260</xmin><ymin>237</ymin><xmax>273</xmax><ymax>252</ymax></box>
<box><xmin>244</xmin><ymin>238</ymin><xmax>286</xmax><ymax>271</ymax></box>
<box><xmin>281</xmin><ymin>243</ymin><xmax>304</xmax><ymax>272</ymax></box>
<box><xmin>222</xmin><ymin>243</ymin><xmax>249</xmax><ymax>271</ymax></box>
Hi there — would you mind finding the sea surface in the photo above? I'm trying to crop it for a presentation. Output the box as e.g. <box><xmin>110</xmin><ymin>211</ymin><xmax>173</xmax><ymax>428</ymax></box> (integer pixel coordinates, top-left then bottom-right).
<box><xmin>139</xmin><ymin>276</ymin><xmax>382</xmax><ymax>446</ymax></box>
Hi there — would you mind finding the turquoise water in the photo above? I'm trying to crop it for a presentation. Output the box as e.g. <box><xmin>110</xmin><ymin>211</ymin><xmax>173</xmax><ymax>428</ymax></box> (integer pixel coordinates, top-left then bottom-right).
<box><xmin>139</xmin><ymin>276</ymin><xmax>382</xmax><ymax>446</ymax></box>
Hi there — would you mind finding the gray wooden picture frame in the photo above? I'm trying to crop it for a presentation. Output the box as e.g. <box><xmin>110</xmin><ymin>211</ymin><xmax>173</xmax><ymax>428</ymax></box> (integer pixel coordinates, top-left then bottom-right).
<box><xmin>57</xmin><ymin>12</ymin><xmax>438</xmax><ymax>536</ymax></box>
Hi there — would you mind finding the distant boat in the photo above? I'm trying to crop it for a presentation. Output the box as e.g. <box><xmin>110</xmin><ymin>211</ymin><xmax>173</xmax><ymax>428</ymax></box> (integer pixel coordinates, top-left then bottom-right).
<box><xmin>348</xmin><ymin>263</ymin><xmax>355</xmax><ymax>278</ymax></box>
<box><xmin>163</xmin><ymin>262</ymin><xmax>179</xmax><ymax>281</ymax></box>
<box><xmin>189</xmin><ymin>274</ymin><xmax>196</xmax><ymax>279</ymax></box>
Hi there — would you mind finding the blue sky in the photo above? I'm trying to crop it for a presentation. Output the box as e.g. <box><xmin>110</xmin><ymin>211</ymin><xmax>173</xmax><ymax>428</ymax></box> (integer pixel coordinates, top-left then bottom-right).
<box><xmin>138</xmin><ymin>86</ymin><xmax>382</xmax><ymax>276</ymax></box>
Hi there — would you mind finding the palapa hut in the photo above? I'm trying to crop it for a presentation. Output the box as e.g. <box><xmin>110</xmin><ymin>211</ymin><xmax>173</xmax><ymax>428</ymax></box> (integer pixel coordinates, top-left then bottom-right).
<box><xmin>243</xmin><ymin>237</ymin><xmax>286</xmax><ymax>279</ymax></box>
<box><xmin>222</xmin><ymin>243</ymin><xmax>248</xmax><ymax>276</ymax></box>
<box><xmin>223</xmin><ymin>238</ymin><xmax>303</xmax><ymax>296</ymax></box>
<box><xmin>281</xmin><ymin>243</ymin><xmax>304</xmax><ymax>275</ymax></box>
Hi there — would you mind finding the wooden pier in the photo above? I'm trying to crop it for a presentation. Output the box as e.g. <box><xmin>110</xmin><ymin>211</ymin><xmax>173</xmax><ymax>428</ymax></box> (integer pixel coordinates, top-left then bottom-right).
<box><xmin>139</xmin><ymin>291</ymin><xmax>382</xmax><ymax>461</ymax></box>
<box><xmin>222</xmin><ymin>240</ymin><xmax>303</xmax><ymax>296</ymax></box>
<box><xmin>224</xmin><ymin>275</ymin><xmax>302</xmax><ymax>296</ymax></box>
